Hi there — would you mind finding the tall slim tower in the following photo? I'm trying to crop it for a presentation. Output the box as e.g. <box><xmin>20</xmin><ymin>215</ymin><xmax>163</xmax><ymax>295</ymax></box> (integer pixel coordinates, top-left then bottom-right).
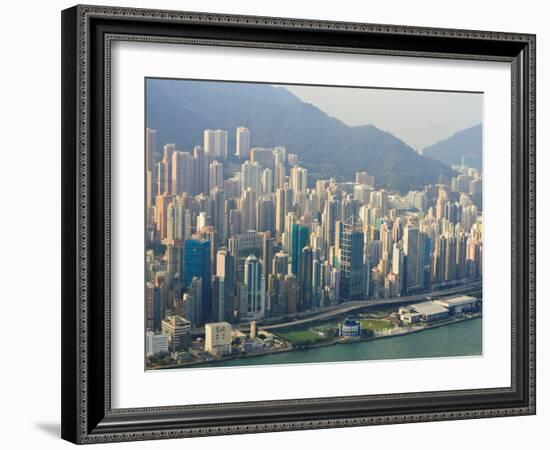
<box><xmin>210</xmin><ymin>187</ymin><xmax>227</xmax><ymax>244</ymax></box>
<box><xmin>204</xmin><ymin>129</ymin><xmax>228</xmax><ymax>159</ymax></box>
<box><xmin>299</xmin><ymin>246</ymin><xmax>313</xmax><ymax>310</ymax></box>
<box><xmin>244</xmin><ymin>255</ymin><xmax>265</xmax><ymax>320</ymax></box>
<box><xmin>291</xmin><ymin>223</ymin><xmax>310</xmax><ymax>276</ymax></box>
<box><xmin>235</xmin><ymin>126</ymin><xmax>251</xmax><ymax>158</ymax></box>
<box><xmin>182</xmin><ymin>239</ymin><xmax>212</xmax><ymax>324</ymax></box>
<box><xmin>275</xmin><ymin>187</ymin><xmax>293</xmax><ymax>241</ymax></box>
<box><xmin>157</xmin><ymin>143</ymin><xmax>175</xmax><ymax>196</ymax></box>
<box><xmin>145</xmin><ymin>128</ymin><xmax>157</xmax><ymax>173</ymax></box>
<box><xmin>290</xmin><ymin>166</ymin><xmax>308</xmax><ymax>196</ymax></box>
<box><xmin>241</xmin><ymin>161</ymin><xmax>262</xmax><ymax>194</ymax></box>
<box><xmin>240</xmin><ymin>188</ymin><xmax>257</xmax><ymax>232</ymax></box>
<box><xmin>209</xmin><ymin>160</ymin><xmax>224</xmax><ymax>192</ymax></box>
<box><xmin>216</xmin><ymin>248</ymin><xmax>235</xmax><ymax>323</ymax></box>
<box><xmin>272</xmin><ymin>251</ymin><xmax>289</xmax><ymax>276</ymax></box>
<box><xmin>403</xmin><ymin>224</ymin><xmax>420</xmax><ymax>292</ymax></box>
<box><xmin>256</xmin><ymin>198</ymin><xmax>275</xmax><ymax>235</ymax></box>
<box><xmin>339</xmin><ymin>217</ymin><xmax>365</xmax><ymax>301</ymax></box>
<box><xmin>193</xmin><ymin>146</ymin><xmax>210</xmax><ymax>195</ymax></box>
<box><xmin>145</xmin><ymin>128</ymin><xmax>157</xmax><ymax>226</ymax></box>
<box><xmin>171</xmin><ymin>151</ymin><xmax>195</xmax><ymax>195</ymax></box>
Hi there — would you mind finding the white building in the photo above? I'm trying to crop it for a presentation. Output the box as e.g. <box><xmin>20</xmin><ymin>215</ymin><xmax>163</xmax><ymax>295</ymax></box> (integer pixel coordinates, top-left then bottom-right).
<box><xmin>204</xmin><ymin>129</ymin><xmax>228</xmax><ymax>159</ymax></box>
<box><xmin>146</xmin><ymin>331</ymin><xmax>169</xmax><ymax>357</ymax></box>
<box><xmin>290</xmin><ymin>166</ymin><xmax>308</xmax><ymax>196</ymax></box>
<box><xmin>434</xmin><ymin>295</ymin><xmax>478</xmax><ymax>314</ymax></box>
<box><xmin>209</xmin><ymin>160</ymin><xmax>224</xmax><ymax>192</ymax></box>
<box><xmin>410</xmin><ymin>301</ymin><xmax>449</xmax><ymax>323</ymax></box>
<box><xmin>161</xmin><ymin>315</ymin><xmax>191</xmax><ymax>351</ymax></box>
<box><xmin>241</xmin><ymin>161</ymin><xmax>262</xmax><ymax>194</ymax></box>
<box><xmin>205</xmin><ymin>322</ymin><xmax>233</xmax><ymax>356</ymax></box>
<box><xmin>235</xmin><ymin>126</ymin><xmax>250</xmax><ymax>158</ymax></box>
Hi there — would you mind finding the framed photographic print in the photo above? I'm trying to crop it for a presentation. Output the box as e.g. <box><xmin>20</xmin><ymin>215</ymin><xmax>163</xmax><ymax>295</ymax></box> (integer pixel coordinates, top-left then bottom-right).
<box><xmin>61</xmin><ymin>4</ymin><xmax>536</xmax><ymax>444</ymax></box>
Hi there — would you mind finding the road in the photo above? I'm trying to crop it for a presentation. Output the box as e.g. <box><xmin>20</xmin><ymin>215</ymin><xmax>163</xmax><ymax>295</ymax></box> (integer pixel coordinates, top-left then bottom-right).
<box><xmin>257</xmin><ymin>281</ymin><xmax>482</xmax><ymax>331</ymax></box>
<box><xmin>192</xmin><ymin>281</ymin><xmax>481</xmax><ymax>336</ymax></box>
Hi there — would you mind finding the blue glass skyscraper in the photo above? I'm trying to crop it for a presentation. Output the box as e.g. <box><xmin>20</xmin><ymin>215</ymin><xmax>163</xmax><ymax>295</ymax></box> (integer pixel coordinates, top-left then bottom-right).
<box><xmin>182</xmin><ymin>239</ymin><xmax>211</xmax><ymax>323</ymax></box>
<box><xmin>291</xmin><ymin>223</ymin><xmax>309</xmax><ymax>276</ymax></box>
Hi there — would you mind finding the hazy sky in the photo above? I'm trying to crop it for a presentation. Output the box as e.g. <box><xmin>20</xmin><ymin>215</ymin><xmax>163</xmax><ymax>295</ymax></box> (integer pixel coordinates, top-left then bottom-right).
<box><xmin>285</xmin><ymin>85</ymin><xmax>482</xmax><ymax>151</ymax></box>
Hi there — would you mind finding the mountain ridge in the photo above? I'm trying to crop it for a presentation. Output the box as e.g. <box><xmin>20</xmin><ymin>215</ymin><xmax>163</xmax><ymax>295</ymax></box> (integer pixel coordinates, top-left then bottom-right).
<box><xmin>422</xmin><ymin>124</ymin><xmax>482</xmax><ymax>170</ymax></box>
<box><xmin>146</xmin><ymin>79</ymin><xmax>456</xmax><ymax>192</ymax></box>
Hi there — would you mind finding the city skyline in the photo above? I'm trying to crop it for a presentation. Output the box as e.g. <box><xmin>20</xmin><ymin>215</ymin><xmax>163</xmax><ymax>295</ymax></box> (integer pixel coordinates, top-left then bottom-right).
<box><xmin>144</xmin><ymin>79</ymin><xmax>483</xmax><ymax>370</ymax></box>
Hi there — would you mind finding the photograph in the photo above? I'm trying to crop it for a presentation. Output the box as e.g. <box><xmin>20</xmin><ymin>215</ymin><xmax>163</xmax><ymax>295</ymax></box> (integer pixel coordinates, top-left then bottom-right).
<box><xmin>144</xmin><ymin>78</ymin><xmax>484</xmax><ymax>370</ymax></box>
<box><xmin>55</xmin><ymin>2</ymin><xmax>537</xmax><ymax>445</ymax></box>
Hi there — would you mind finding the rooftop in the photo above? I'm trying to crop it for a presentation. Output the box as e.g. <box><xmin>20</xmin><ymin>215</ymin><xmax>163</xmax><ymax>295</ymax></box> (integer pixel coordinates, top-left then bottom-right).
<box><xmin>435</xmin><ymin>295</ymin><xmax>478</xmax><ymax>307</ymax></box>
<box><xmin>411</xmin><ymin>301</ymin><xmax>449</xmax><ymax>316</ymax></box>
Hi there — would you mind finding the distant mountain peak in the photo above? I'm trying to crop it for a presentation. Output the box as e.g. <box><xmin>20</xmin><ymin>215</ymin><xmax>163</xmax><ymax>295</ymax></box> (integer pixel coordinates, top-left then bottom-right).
<box><xmin>422</xmin><ymin>124</ymin><xmax>482</xmax><ymax>170</ymax></box>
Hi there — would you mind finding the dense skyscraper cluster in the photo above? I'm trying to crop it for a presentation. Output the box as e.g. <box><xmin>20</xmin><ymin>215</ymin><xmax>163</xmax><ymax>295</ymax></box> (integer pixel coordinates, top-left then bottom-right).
<box><xmin>145</xmin><ymin>126</ymin><xmax>483</xmax><ymax>339</ymax></box>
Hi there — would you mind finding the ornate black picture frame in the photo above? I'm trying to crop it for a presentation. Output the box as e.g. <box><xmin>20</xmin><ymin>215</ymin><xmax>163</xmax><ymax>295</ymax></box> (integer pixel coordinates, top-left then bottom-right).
<box><xmin>61</xmin><ymin>4</ymin><xmax>536</xmax><ymax>444</ymax></box>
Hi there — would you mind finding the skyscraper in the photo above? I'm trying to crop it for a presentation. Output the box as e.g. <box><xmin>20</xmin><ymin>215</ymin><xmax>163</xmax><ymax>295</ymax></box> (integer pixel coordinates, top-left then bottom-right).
<box><xmin>274</xmin><ymin>161</ymin><xmax>286</xmax><ymax>191</ymax></box>
<box><xmin>312</xmin><ymin>258</ymin><xmax>322</xmax><ymax>308</ymax></box>
<box><xmin>182</xmin><ymin>239</ymin><xmax>212</xmax><ymax>323</ymax></box>
<box><xmin>165</xmin><ymin>197</ymin><xmax>191</xmax><ymax>245</ymax></box>
<box><xmin>261</xmin><ymin>168</ymin><xmax>273</xmax><ymax>196</ymax></box>
<box><xmin>241</xmin><ymin>161</ymin><xmax>262</xmax><ymax>194</ymax></box>
<box><xmin>204</xmin><ymin>129</ymin><xmax>228</xmax><ymax>159</ymax></box>
<box><xmin>275</xmin><ymin>187</ymin><xmax>293</xmax><ymax>241</ymax></box>
<box><xmin>403</xmin><ymin>224</ymin><xmax>421</xmax><ymax>292</ymax></box>
<box><xmin>193</xmin><ymin>146</ymin><xmax>210</xmax><ymax>194</ymax></box>
<box><xmin>216</xmin><ymin>248</ymin><xmax>235</xmax><ymax>322</ymax></box>
<box><xmin>262</xmin><ymin>234</ymin><xmax>275</xmax><ymax>284</ymax></box>
<box><xmin>391</xmin><ymin>242</ymin><xmax>405</xmax><ymax>296</ymax></box>
<box><xmin>145</xmin><ymin>128</ymin><xmax>157</xmax><ymax>227</ymax></box>
<box><xmin>145</xmin><ymin>281</ymin><xmax>161</xmax><ymax>331</ymax></box>
<box><xmin>283</xmin><ymin>273</ymin><xmax>299</xmax><ymax>314</ymax></box>
<box><xmin>290</xmin><ymin>166</ymin><xmax>308</xmax><ymax>196</ymax></box>
<box><xmin>171</xmin><ymin>151</ymin><xmax>195</xmax><ymax>195</ymax></box>
<box><xmin>210</xmin><ymin>187</ymin><xmax>227</xmax><ymax>244</ymax></box>
<box><xmin>299</xmin><ymin>246</ymin><xmax>313</xmax><ymax>310</ymax></box>
<box><xmin>240</xmin><ymin>188</ymin><xmax>257</xmax><ymax>232</ymax></box>
<box><xmin>272</xmin><ymin>251</ymin><xmax>289</xmax><ymax>276</ymax></box>
<box><xmin>145</xmin><ymin>127</ymin><xmax>157</xmax><ymax>174</ymax></box>
<box><xmin>256</xmin><ymin>198</ymin><xmax>275</xmax><ymax>235</ymax></box>
<box><xmin>155</xmin><ymin>193</ymin><xmax>175</xmax><ymax>241</ymax></box>
<box><xmin>445</xmin><ymin>234</ymin><xmax>458</xmax><ymax>282</ymax></box>
<box><xmin>291</xmin><ymin>223</ymin><xmax>310</xmax><ymax>276</ymax></box>
<box><xmin>250</xmin><ymin>147</ymin><xmax>276</xmax><ymax>171</ymax></box>
<box><xmin>209</xmin><ymin>160</ymin><xmax>223</xmax><ymax>192</ymax></box>
<box><xmin>235</xmin><ymin>126</ymin><xmax>250</xmax><ymax>158</ymax></box>
<box><xmin>339</xmin><ymin>217</ymin><xmax>365</xmax><ymax>301</ymax></box>
<box><xmin>323</xmin><ymin>199</ymin><xmax>339</xmax><ymax>251</ymax></box>
<box><xmin>211</xmin><ymin>276</ymin><xmax>226</xmax><ymax>323</ymax></box>
<box><xmin>244</xmin><ymin>255</ymin><xmax>265</xmax><ymax>320</ymax></box>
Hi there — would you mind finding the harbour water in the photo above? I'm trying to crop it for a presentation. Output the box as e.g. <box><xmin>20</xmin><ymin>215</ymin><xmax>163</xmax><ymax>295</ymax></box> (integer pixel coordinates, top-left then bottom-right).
<box><xmin>198</xmin><ymin>317</ymin><xmax>482</xmax><ymax>368</ymax></box>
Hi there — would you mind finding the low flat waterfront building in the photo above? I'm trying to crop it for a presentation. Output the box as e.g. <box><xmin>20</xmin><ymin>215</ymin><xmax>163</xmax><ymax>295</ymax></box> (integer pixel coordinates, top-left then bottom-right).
<box><xmin>161</xmin><ymin>315</ymin><xmax>191</xmax><ymax>351</ymax></box>
<box><xmin>400</xmin><ymin>312</ymin><xmax>422</xmax><ymax>324</ymax></box>
<box><xmin>410</xmin><ymin>301</ymin><xmax>449</xmax><ymax>323</ymax></box>
<box><xmin>205</xmin><ymin>322</ymin><xmax>233</xmax><ymax>356</ymax></box>
<box><xmin>339</xmin><ymin>316</ymin><xmax>361</xmax><ymax>337</ymax></box>
<box><xmin>434</xmin><ymin>295</ymin><xmax>478</xmax><ymax>314</ymax></box>
<box><xmin>146</xmin><ymin>331</ymin><xmax>169</xmax><ymax>356</ymax></box>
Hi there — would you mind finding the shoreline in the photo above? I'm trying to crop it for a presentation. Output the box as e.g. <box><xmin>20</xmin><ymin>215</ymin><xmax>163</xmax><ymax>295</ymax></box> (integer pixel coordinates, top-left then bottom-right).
<box><xmin>149</xmin><ymin>314</ymin><xmax>481</xmax><ymax>370</ymax></box>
